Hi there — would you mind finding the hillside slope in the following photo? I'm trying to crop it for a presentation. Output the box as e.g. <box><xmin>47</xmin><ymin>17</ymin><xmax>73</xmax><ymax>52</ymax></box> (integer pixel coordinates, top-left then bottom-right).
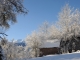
<box><xmin>30</xmin><ymin>52</ymin><xmax>80</xmax><ymax>60</ymax></box>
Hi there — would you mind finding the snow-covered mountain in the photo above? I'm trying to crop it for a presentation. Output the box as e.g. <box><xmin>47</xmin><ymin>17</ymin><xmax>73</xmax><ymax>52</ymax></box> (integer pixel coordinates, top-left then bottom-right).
<box><xmin>13</xmin><ymin>39</ymin><xmax>26</xmax><ymax>47</ymax></box>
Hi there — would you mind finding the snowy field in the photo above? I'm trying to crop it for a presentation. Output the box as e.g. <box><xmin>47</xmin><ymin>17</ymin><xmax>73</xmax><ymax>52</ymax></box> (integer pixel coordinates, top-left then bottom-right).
<box><xmin>29</xmin><ymin>52</ymin><xmax>80</xmax><ymax>60</ymax></box>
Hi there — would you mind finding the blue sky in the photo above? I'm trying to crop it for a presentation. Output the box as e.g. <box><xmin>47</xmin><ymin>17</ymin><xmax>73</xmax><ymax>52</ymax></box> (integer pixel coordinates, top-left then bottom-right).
<box><xmin>6</xmin><ymin>0</ymin><xmax>80</xmax><ymax>40</ymax></box>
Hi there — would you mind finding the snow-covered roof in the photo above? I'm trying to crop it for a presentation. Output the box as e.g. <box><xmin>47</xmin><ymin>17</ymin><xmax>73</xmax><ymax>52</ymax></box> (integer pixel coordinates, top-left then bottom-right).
<box><xmin>40</xmin><ymin>39</ymin><xmax>60</xmax><ymax>48</ymax></box>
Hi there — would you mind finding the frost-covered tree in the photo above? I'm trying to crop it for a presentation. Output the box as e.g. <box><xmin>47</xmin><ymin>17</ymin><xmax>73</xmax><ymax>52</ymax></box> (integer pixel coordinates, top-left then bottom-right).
<box><xmin>25</xmin><ymin>31</ymin><xmax>42</xmax><ymax>57</ymax></box>
<box><xmin>38</xmin><ymin>21</ymin><xmax>50</xmax><ymax>40</ymax></box>
<box><xmin>0</xmin><ymin>0</ymin><xmax>28</xmax><ymax>59</ymax></box>
<box><xmin>58</xmin><ymin>4</ymin><xmax>80</xmax><ymax>39</ymax></box>
<box><xmin>58</xmin><ymin>4</ymin><xmax>73</xmax><ymax>53</ymax></box>
<box><xmin>0</xmin><ymin>38</ymin><xmax>16</xmax><ymax>60</ymax></box>
<box><xmin>0</xmin><ymin>38</ymin><xmax>30</xmax><ymax>60</ymax></box>
<box><xmin>58</xmin><ymin>4</ymin><xmax>80</xmax><ymax>53</ymax></box>
<box><xmin>0</xmin><ymin>37</ymin><xmax>8</xmax><ymax>46</ymax></box>
<box><xmin>58</xmin><ymin>4</ymin><xmax>72</xmax><ymax>37</ymax></box>
<box><xmin>0</xmin><ymin>0</ymin><xmax>28</xmax><ymax>29</ymax></box>
<box><xmin>48</xmin><ymin>24</ymin><xmax>60</xmax><ymax>39</ymax></box>
<box><xmin>0</xmin><ymin>45</ymin><xmax>5</xmax><ymax>60</ymax></box>
<box><xmin>0</xmin><ymin>0</ymin><xmax>28</xmax><ymax>45</ymax></box>
<box><xmin>0</xmin><ymin>37</ymin><xmax>8</xmax><ymax>60</ymax></box>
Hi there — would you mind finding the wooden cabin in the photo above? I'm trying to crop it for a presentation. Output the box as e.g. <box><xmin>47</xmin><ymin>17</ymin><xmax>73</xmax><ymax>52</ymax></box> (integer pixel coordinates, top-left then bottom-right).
<box><xmin>39</xmin><ymin>39</ymin><xmax>61</xmax><ymax>57</ymax></box>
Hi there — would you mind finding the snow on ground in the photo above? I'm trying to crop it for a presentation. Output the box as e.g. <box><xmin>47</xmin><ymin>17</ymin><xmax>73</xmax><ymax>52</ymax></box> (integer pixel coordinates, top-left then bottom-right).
<box><xmin>29</xmin><ymin>52</ymin><xmax>80</xmax><ymax>60</ymax></box>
